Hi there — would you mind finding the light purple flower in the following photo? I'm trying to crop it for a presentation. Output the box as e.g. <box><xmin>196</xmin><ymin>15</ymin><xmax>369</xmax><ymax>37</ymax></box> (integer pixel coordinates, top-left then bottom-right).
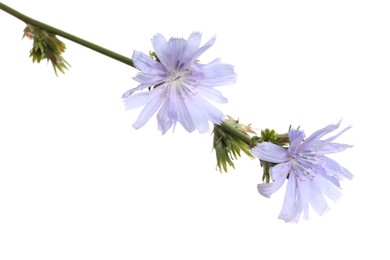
<box><xmin>251</xmin><ymin>122</ymin><xmax>353</xmax><ymax>223</ymax></box>
<box><xmin>122</xmin><ymin>32</ymin><xmax>236</xmax><ymax>134</ymax></box>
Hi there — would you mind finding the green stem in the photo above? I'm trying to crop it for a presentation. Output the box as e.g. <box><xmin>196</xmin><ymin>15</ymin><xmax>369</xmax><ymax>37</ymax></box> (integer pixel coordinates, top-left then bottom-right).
<box><xmin>220</xmin><ymin>120</ymin><xmax>290</xmax><ymax>147</ymax></box>
<box><xmin>0</xmin><ymin>2</ymin><xmax>134</xmax><ymax>68</ymax></box>
<box><xmin>220</xmin><ymin>120</ymin><xmax>252</xmax><ymax>146</ymax></box>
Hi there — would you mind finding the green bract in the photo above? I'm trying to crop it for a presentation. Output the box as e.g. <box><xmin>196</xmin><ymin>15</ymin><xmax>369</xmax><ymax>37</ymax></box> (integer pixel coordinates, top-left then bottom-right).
<box><xmin>23</xmin><ymin>24</ymin><xmax>70</xmax><ymax>75</ymax></box>
<box><xmin>213</xmin><ymin>117</ymin><xmax>256</xmax><ymax>173</ymax></box>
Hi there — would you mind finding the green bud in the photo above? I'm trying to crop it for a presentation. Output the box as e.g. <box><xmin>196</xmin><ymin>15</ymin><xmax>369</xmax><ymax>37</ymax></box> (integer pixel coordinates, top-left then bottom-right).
<box><xmin>23</xmin><ymin>24</ymin><xmax>70</xmax><ymax>76</ymax></box>
<box><xmin>258</xmin><ymin>127</ymin><xmax>290</xmax><ymax>182</ymax></box>
<box><xmin>260</xmin><ymin>128</ymin><xmax>289</xmax><ymax>146</ymax></box>
<box><xmin>149</xmin><ymin>51</ymin><xmax>160</xmax><ymax>62</ymax></box>
<box><xmin>213</xmin><ymin>116</ymin><xmax>256</xmax><ymax>173</ymax></box>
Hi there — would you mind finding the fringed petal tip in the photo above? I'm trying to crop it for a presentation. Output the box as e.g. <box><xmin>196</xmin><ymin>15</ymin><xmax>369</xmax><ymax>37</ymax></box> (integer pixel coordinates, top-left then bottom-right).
<box><xmin>121</xmin><ymin>89</ymin><xmax>135</xmax><ymax>99</ymax></box>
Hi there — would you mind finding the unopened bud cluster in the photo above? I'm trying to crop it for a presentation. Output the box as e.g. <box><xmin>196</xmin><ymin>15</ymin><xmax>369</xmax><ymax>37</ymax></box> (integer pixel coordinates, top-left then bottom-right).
<box><xmin>23</xmin><ymin>24</ymin><xmax>69</xmax><ymax>75</ymax></box>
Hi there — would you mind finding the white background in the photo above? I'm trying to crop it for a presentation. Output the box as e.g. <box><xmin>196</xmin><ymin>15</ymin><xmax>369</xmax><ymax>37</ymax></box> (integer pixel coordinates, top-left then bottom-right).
<box><xmin>0</xmin><ymin>0</ymin><xmax>389</xmax><ymax>259</ymax></box>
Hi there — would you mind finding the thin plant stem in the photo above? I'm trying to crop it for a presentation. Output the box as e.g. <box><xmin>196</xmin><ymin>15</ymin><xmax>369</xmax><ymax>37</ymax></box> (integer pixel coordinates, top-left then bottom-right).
<box><xmin>0</xmin><ymin>2</ymin><xmax>134</xmax><ymax>68</ymax></box>
<box><xmin>220</xmin><ymin>120</ymin><xmax>252</xmax><ymax>145</ymax></box>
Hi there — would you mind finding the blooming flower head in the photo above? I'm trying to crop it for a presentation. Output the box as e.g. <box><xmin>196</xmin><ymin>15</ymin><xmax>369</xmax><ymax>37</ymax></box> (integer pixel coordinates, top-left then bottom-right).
<box><xmin>122</xmin><ymin>32</ymin><xmax>236</xmax><ymax>134</ymax></box>
<box><xmin>250</xmin><ymin>122</ymin><xmax>353</xmax><ymax>223</ymax></box>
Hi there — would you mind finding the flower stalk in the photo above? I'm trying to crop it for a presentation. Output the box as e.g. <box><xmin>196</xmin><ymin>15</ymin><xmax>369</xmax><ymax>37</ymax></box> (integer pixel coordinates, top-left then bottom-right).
<box><xmin>1</xmin><ymin>2</ymin><xmax>353</xmax><ymax>222</ymax></box>
<box><xmin>0</xmin><ymin>2</ymin><xmax>134</xmax><ymax>68</ymax></box>
<box><xmin>220</xmin><ymin>120</ymin><xmax>252</xmax><ymax>146</ymax></box>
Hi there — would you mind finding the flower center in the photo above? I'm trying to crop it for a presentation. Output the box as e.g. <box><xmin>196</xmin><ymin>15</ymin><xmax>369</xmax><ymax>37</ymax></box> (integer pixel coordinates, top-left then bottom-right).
<box><xmin>291</xmin><ymin>150</ymin><xmax>324</xmax><ymax>181</ymax></box>
<box><xmin>167</xmin><ymin>69</ymin><xmax>188</xmax><ymax>84</ymax></box>
<box><xmin>165</xmin><ymin>68</ymin><xmax>197</xmax><ymax>98</ymax></box>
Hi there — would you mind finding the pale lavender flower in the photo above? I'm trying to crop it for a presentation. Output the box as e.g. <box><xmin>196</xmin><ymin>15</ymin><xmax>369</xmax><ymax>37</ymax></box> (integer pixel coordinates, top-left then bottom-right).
<box><xmin>122</xmin><ymin>32</ymin><xmax>236</xmax><ymax>134</ymax></box>
<box><xmin>251</xmin><ymin>122</ymin><xmax>353</xmax><ymax>222</ymax></box>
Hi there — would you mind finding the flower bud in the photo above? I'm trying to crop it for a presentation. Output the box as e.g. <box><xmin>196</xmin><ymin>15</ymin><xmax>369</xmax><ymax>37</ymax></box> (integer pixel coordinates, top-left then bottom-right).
<box><xmin>213</xmin><ymin>116</ymin><xmax>256</xmax><ymax>172</ymax></box>
<box><xmin>23</xmin><ymin>24</ymin><xmax>70</xmax><ymax>75</ymax></box>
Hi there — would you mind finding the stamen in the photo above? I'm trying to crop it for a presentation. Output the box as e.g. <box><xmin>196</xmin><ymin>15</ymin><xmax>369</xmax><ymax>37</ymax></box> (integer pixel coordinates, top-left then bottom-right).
<box><xmin>291</xmin><ymin>150</ymin><xmax>324</xmax><ymax>181</ymax></box>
